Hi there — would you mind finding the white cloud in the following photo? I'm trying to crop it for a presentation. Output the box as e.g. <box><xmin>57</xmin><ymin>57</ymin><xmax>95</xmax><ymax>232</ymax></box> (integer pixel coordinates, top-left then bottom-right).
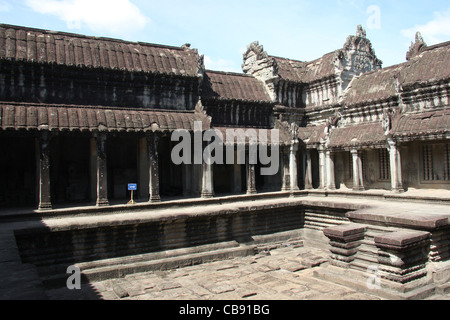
<box><xmin>204</xmin><ymin>55</ymin><xmax>241</xmax><ymax>73</ymax></box>
<box><xmin>401</xmin><ymin>9</ymin><xmax>450</xmax><ymax>44</ymax></box>
<box><xmin>25</xmin><ymin>0</ymin><xmax>149</xmax><ymax>37</ymax></box>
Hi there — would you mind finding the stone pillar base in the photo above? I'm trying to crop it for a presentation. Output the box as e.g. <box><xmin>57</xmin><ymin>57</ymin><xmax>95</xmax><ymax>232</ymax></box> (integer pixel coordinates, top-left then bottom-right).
<box><xmin>96</xmin><ymin>199</ymin><xmax>109</xmax><ymax>207</ymax></box>
<box><xmin>149</xmin><ymin>195</ymin><xmax>161</xmax><ymax>203</ymax></box>
<box><xmin>201</xmin><ymin>191</ymin><xmax>214</xmax><ymax>199</ymax></box>
<box><xmin>38</xmin><ymin>202</ymin><xmax>53</xmax><ymax>211</ymax></box>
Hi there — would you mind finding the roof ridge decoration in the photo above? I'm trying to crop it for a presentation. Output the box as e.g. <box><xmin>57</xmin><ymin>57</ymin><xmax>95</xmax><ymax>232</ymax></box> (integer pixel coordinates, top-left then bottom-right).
<box><xmin>242</xmin><ymin>41</ymin><xmax>279</xmax><ymax>80</ymax></box>
<box><xmin>335</xmin><ymin>25</ymin><xmax>383</xmax><ymax>93</ymax></box>
<box><xmin>406</xmin><ymin>32</ymin><xmax>427</xmax><ymax>61</ymax></box>
<box><xmin>242</xmin><ymin>26</ymin><xmax>382</xmax><ymax>100</ymax></box>
<box><xmin>241</xmin><ymin>41</ymin><xmax>279</xmax><ymax>101</ymax></box>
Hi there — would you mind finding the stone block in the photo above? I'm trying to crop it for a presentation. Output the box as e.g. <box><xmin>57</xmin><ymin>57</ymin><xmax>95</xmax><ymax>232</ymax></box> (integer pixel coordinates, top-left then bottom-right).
<box><xmin>323</xmin><ymin>224</ymin><xmax>366</xmax><ymax>267</ymax></box>
<box><xmin>374</xmin><ymin>230</ymin><xmax>431</xmax><ymax>284</ymax></box>
<box><xmin>323</xmin><ymin>223</ymin><xmax>366</xmax><ymax>242</ymax></box>
<box><xmin>374</xmin><ymin>230</ymin><xmax>430</xmax><ymax>249</ymax></box>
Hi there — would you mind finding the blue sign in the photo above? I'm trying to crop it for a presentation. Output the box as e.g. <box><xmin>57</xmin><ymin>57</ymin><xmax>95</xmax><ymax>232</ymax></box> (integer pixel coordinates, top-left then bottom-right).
<box><xmin>128</xmin><ymin>183</ymin><xmax>137</xmax><ymax>191</ymax></box>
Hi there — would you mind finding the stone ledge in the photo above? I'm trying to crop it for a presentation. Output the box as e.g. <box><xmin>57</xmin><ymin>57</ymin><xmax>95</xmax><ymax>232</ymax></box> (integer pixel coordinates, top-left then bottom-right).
<box><xmin>323</xmin><ymin>223</ymin><xmax>366</xmax><ymax>239</ymax></box>
<box><xmin>347</xmin><ymin>211</ymin><xmax>450</xmax><ymax>231</ymax></box>
<box><xmin>314</xmin><ymin>264</ymin><xmax>436</xmax><ymax>300</ymax></box>
<box><xmin>374</xmin><ymin>230</ymin><xmax>431</xmax><ymax>248</ymax></box>
<box><xmin>39</xmin><ymin>229</ymin><xmax>304</xmax><ymax>287</ymax></box>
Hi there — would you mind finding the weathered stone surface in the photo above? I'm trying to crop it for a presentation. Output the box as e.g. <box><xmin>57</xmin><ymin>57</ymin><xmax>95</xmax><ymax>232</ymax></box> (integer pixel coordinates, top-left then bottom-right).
<box><xmin>323</xmin><ymin>223</ymin><xmax>366</xmax><ymax>239</ymax></box>
<box><xmin>374</xmin><ymin>230</ymin><xmax>430</xmax><ymax>248</ymax></box>
<box><xmin>113</xmin><ymin>285</ymin><xmax>129</xmax><ymax>299</ymax></box>
<box><xmin>0</xmin><ymin>103</ymin><xmax>210</xmax><ymax>133</ymax></box>
<box><xmin>347</xmin><ymin>211</ymin><xmax>450</xmax><ymax>231</ymax></box>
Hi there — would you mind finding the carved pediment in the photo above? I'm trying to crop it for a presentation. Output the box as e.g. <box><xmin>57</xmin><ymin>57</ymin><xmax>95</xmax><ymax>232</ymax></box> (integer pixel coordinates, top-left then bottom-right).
<box><xmin>339</xmin><ymin>25</ymin><xmax>383</xmax><ymax>74</ymax></box>
<box><xmin>242</xmin><ymin>41</ymin><xmax>278</xmax><ymax>80</ymax></box>
<box><xmin>406</xmin><ymin>32</ymin><xmax>427</xmax><ymax>61</ymax></box>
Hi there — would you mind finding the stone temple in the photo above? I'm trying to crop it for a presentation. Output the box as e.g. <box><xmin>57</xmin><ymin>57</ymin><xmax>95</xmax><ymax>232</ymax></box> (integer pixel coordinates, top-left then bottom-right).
<box><xmin>0</xmin><ymin>23</ymin><xmax>449</xmax><ymax>300</ymax></box>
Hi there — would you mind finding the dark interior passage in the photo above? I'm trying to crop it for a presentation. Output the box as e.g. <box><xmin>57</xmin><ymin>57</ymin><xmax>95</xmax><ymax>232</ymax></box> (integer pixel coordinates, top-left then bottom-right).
<box><xmin>50</xmin><ymin>135</ymin><xmax>91</xmax><ymax>204</ymax></box>
<box><xmin>107</xmin><ymin>135</ymin><xmax>138</xmax><ymax>201</ymax></box>
<box><xmin>0</xmin><ymin>135</ymin><xmax>36</xmax><ymax>207</ymax></box>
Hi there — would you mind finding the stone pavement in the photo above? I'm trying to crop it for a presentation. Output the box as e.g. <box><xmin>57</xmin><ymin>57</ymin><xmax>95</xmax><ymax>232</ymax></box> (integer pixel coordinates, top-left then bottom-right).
<box><xmin>45</xmin><ymin>245</ymin><xmax>385</xmax><ymax>300</ymax></box>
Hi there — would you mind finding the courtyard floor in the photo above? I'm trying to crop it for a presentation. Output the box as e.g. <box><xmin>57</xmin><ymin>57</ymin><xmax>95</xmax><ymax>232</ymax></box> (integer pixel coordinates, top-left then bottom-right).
<box><xmin>45</xmin><ymin>245</ymin><xmax>386</xmax><ymax>301</ymax></box>
<box><xmin>1</xmin><ymin>189</ymin><xmax>450</xmax><ymax>303</ymax></box>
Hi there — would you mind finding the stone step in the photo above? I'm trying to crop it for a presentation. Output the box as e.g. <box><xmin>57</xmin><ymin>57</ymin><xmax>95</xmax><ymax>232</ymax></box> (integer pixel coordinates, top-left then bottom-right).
<box><xmin>15</xmin><ymin>205</ymin><xmax>304</xmax><ymax>268</ymax></box>
<box><xmin>41</xmin><ymin>242</ymin><xmax>257</xmax><ymax>288</ymax></box>
<box><xmin>39</xmin><ymin>230</ymin><xmax>304</xmax><ymax>289</ymax></box>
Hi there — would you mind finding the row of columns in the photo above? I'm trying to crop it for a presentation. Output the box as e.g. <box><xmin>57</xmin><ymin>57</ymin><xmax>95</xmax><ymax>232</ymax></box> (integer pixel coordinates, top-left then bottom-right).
<box><xmin>201</xmin><ymin>141</ymin><xmax>300</xmax><ymax>198</ymax></box>
<box><xmin>36</xmin><ymin>131</ymin><xmax>404</xmax><ymax>210</ymax></box>
<box><xmin>304</xmin><ymin>141</ymin><xmax>404</xmax><ymax>193</ymax></box>
<box><xmin>37</xmin><ymin>132</ymin><xmax>164</xmax><ymax>210</ymax></box>
<box><xmin>36</xmin><ymin>133</ymin><xmax>302</xmax><ymax>210</ymax></box>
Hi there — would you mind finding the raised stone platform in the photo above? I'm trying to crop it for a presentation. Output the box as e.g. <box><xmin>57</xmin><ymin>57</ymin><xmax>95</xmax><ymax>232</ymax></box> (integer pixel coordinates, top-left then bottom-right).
<box><xmin>0</xmin><ymin>190</ymin><xmax>449</xmax><ymax>300</ymax></box>
<box><xmin>317</xmin><ymin>195</ymin><xmax>450</xmax><ymax>299</ymax></box>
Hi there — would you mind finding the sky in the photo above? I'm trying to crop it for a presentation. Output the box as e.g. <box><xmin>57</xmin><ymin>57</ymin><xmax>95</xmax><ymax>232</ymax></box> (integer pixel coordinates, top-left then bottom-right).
<box><xmin>0</xmin><ymin>0</ymin><xmax>449</xmax><ymax>72</ymax></box>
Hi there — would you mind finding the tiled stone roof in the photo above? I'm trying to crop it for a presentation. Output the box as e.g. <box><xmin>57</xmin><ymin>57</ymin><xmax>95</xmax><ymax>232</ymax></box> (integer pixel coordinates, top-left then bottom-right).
<box><xmin>271</xmin><ymin>56</ymin><xmax>306</xmax><ymax>82</ymax></box>
<box><xmin>202</xmin><ymin>70</ymin><xmax>272</xmax><ymax>102</ymax></box>
<box><xmin>271</xmin><ymin>51</ymin><xmax>337</xmax><ymax>83</ymax></box>
<box><xmin>398</xmin><ymin>41</ymin><xmax>450</xmax><ymax>88</ymax></box>
<box><xmin>328</xmin><ymin>122</ymin><xmax>387</xmax><ymax>149</ymax></box>
<box><xmin>298</xmin><ymin>125</ymin><xmax>327</xmax><ymax>146</ymax></box>
<box><xmin>342</xmin><ymin>65</ymin><xmax>401</xmax><ymax>106</ymax></box>
<box><xmin>391</xmin><ymin>109</ymin><xmax>450</xmax><ymax>140</ymax></box>
<box><xmin>0</xmin><ymin>102</ymin><xmax>210</xmax><ymax>132</ymax></box>
<box><xmin>343</xmin><ymin>41</ymin><xmax>450</xmax><ymax>106</ymax></box>
<box><xmin>0</xmin><ymin>24</ymin><xmax>200</xmax><ymax>77</ymax></box>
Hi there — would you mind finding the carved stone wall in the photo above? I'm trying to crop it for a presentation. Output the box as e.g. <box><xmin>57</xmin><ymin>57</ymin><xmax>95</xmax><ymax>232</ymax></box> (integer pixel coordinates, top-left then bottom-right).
<box><xmin>400</xmin><ymin>82</ymin><xmax>450</xmax><ymax>114</ymax></box>
<box><xmin>274</xmin><ymin>80</ymin><xmax>304</xmax><ymax>109</ymax></box>
<box><xmin>0</xmin><ymin>61</ymin><xmax>201</xmax><ymax>110</ymax></box>
<box><xmin>303</xmin><ymin>77</ymin><xmax>341</xmax><ymax>109</ymax></box>
<box><xmin>203</xmin><ymin>100</ymin><xmax>273</xmax><ymax>128</ymax></box>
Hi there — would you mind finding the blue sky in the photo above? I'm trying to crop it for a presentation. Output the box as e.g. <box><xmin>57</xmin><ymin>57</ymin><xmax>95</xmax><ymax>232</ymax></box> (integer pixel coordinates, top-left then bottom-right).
<box><xmin>0</xmin><ymin>0</ymin><xmax>449</xmax><ymax>72</ymax></box>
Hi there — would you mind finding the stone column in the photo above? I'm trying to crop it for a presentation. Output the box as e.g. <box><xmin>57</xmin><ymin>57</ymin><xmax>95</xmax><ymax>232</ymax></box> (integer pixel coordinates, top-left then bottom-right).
<box><xmin>318</xmin><ymin>147</ymin><xmax>326</xmax><ymax>189</ymax></box>
<box><xmin>289</xmin><ymin>142</ymin><xmax>300</xmax><ymax>192</ymax></box>
<box><xmin>233</xmin><ymin>151</ymin><xmax>242</xmax><ymax>193</ymax></box>
<box><xmin>201</xmin><ymin>160</ymin><xmax>214</xmax><ymax>198</ymax></box>
<box><xmin>37</xmin><ymin>132</ymin><xmax>52</xmax><ymax>210</ymax></box>
<box><xmin>326</xmin><ymin>150</ymin><xmax>336</xmax><ymax>190</ymax></box>
<box><xmin>246</xmin><ymin>149</ymin><xmax>257</xmax><ymax>195</ymax></box>
<box><xmin>351</xmin><ymin>149</ymin><xmax>364</xmax><ymax>191</ymax></box>
<box><xmin>89</xmin><ymin>138</ymin><xmax>97</xmax><ymax>202</ymax></box>
<box><xmin>138</xmin><ymin>137</ymin><xmax>150</xmax><ymax>199</ymax></box>
<box><xmin>281</xmin><ymin>147</ymin><xmax>290</xmax><ymax>191</ymax></box>
<box><xmin>388</xmin><ymin>140</ymin><xmax>404</xmax><ymax>193</ymax></box>
<box><xmin>96</xmin><ymin>133</ymin><xmax>109</xmax><ymax>206</ymax></box>
<box><xmin>148</xmin><ymin>133</ymin><xmax>161</xmax><ymax>202</ymax></box>
<box><xmin>304</xmin><ymin>149</ymin><xmax>313</xmax><ymax>189</ymax></box>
